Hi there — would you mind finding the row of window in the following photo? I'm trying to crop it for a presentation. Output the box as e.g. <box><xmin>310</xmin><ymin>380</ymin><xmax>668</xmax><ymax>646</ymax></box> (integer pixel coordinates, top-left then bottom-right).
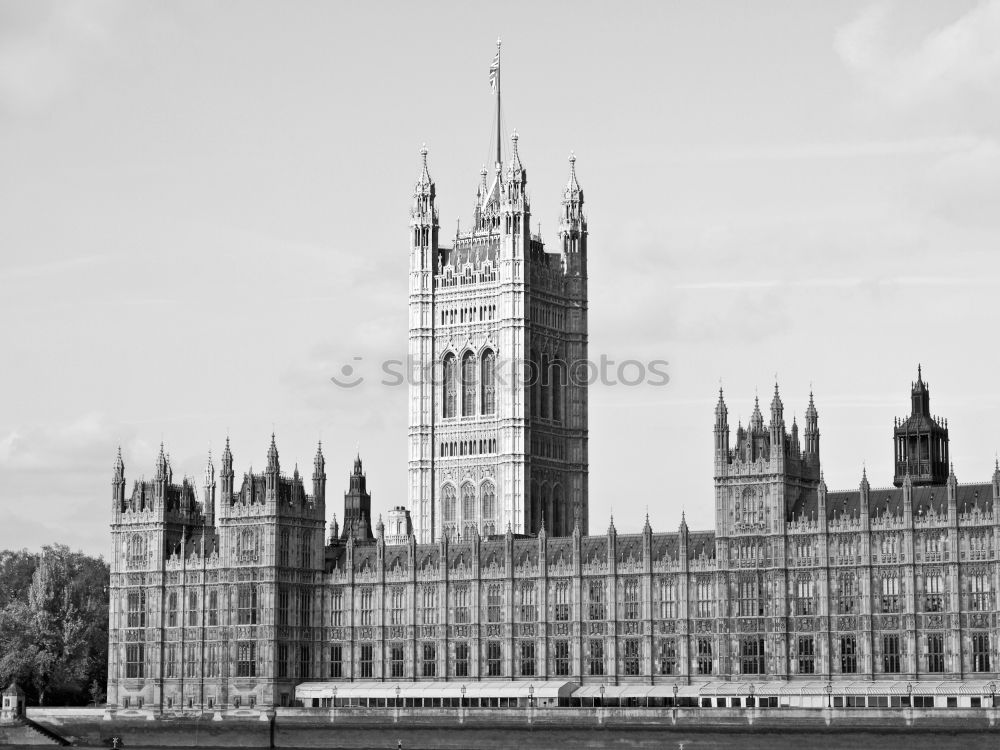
<box><xmin>328</xmin><ymin>639</ymin><xmax>639</xmax><ymax>679</ymax></box>
<box><xmin>124</xmin><ymin>641</ymin><xmax>256</xmax><ymax>679</ymax></box>
<box><xmin>324</xmin><ymin>575</ymin><xmax>995</xmax><ymax>626</ymax></box>
<box><xmin>125</xmin><ymin>585</ymin><xmax>259</xmax><ymax>629</ymax></box>
<box><xmin>442</xmin><ymin>350</ymin><xmax>496</xmax><ymax>418</ymax></box>
<box><xmin>441</xmin><ymin>481</ymin><xmax>497</xmax><ymax>539</ymax></box>
<box><xmin>126</xmin><ymin>573</ymin><xmax>996</xmax><ymax>634</ymax></box>
<box><xmin>439</xmin><ymin>304</ymin><xmax>497</xmax><ymax>326</ymax></box>
<box><xmin>439</xmin><ymin>350</ymin><xmax>568</xmax><ymax>423</ymax></box>
<box><xmin>277</xmin><ymin>529</ymin><xmax>314</xmax><ymax>568</ymax></box>
<box><xmin>124</xmin><ymin>632</ymin><xmax>995</xmax><ymax>682</ymax></box>
<box><xmin>439</xmin><ymin>438</ymin><xmax>497</xmax><ymax>457</ymax></box>
<box><xmin>779</xmin><ymin>532</ymin><xmax>993</xmax><ymax>558</ymax></box>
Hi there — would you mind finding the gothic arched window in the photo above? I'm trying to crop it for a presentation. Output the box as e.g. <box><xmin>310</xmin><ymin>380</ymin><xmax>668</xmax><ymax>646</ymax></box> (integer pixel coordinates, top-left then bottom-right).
<box><xmin>481</xmin><ymin>481</ymin><xmax>496</xmax><ymax>536</ymax></box>
<box><xmin>529</xmin><ymin>350</ymin><xmax>541</xmax><ymax>417</ymax></box>
<box><xmin>540</xmin><ymin>483</ymin><xmax>551</xmax><ymax>532</ymax></box>
<box><xmin>443</xmin><ymin>354</ymin><xmax>456</xmax><ymax>418</ymax></box>
<box><xmin>481</xmin><ymin>349</ymin><xmax>496</xmax><ymax>415</ymax></box>
<box><xmin>552</xmin><ymin>359</ymin><xmax>564</xmax><ymax>422</ymax></box>
<box><xmin>540</xmin><ymin>353</ymin><xmax>551</xmax><ymax>420</ymax></box>
<box><xmin>442</xmin><ymin>484</ymin><xmax>457</xmax><ymax>538</ymax></box>
<box><xmin>461</xmin><ymin>482</ymin><xmax>476</xmax><ymax>535</ymax></box>
<box><xmin>127</xmin><ymin>533</ymin><xmax>146</xmax><ymax>568</ymax></box>
<box><xmin>552</xmin><ymin>485</ymin><xmax>563</xmax><ymax>536</ymax></box>
<box><xmin>462</xmin><ymin>351</ymin><xmax>476</xmax><ymax>416</ymax></box>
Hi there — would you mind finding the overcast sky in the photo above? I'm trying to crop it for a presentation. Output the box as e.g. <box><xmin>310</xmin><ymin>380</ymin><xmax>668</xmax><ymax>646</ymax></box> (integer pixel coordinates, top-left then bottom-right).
<box><xmin>2</xmin><ymin>0</ymin><xmax>999</xmax><ymax>558</ymax></box>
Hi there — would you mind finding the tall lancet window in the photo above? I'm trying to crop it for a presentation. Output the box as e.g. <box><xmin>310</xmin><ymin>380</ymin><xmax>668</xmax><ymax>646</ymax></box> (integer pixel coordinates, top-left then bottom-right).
<box><xmin>540</xmin><ymin>353</ymin><xmax>551</xmax><ymax>420</ymax></box>
<box><xmin>462</xmin><ymin>351</ymin><xmax>476</xmax><ymax>416</ymax></box>
<box><xmin>481</xmin><ymin>349</ymin><xmax>496</xmax><ymax>415</ymax></box>
<box><xmin>442</xmin><ymin>484</ymin><xmax>457</xmax><ymax>538</ymax></box>
<box><xmin>481</xmin><ymin>481</ymin><xmax>496</xmax><ymax>536</ymax></box>
<box><xmin>552</xmin><ymin>359</ymin><xmax>564</xmax><ymax>423</ymax></box>
<box><xmin>529</xmin><ymin>350</ymin><xmax>540</xmax><ymax>417</ymax></box>
<box><xmin>461</xmin><ymin>482</ymin><xmax>476</xmax><ymax>536</ymax></box>
<box><xmin>443</xmin><ymin>353</ymin><xmax>456</xmax><ymax>418</ymax></box>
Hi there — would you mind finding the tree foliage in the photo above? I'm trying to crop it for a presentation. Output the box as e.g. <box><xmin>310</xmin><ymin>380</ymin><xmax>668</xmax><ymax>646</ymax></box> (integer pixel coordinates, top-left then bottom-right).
<box><xmin>0</xmin><ymin>545</ymin><xmax>109</xmax><ymax>706</ymax></box>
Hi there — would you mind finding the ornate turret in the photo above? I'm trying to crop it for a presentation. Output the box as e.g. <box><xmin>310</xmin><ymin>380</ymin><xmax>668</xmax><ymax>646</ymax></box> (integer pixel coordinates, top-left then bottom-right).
<box><xmin>714</xmin><ymin>388</ymin><xmax>730</xmax><ymax>459</ymax></box>
<box><xmin>112</xmin><ymin>446</ymin><xmax>126</xmax><ymax>512</ymax></box>
<box><xmin>266</xmin><ymin>433</ymin><xmax>279</xmax><ymax>474</ymax></box>
<box><xmin>341</xmin><ymin>455</ymin><xmax>373</xmax><ymax>541</ymax></box>
<box><xmin>313</xmin><ymin>441</ymin><xmax>326</xmax><ymax>506</ymax></box>
<box><xmin>749</xmin><ymin>396</ymin><xmax>764</xmax><ymax>432</ymax></box>
<box><xmin>504</xmin><ymin>131</ymin><xmax>527</xmax><ymax>207</ymax></box>
<box><xmin>769</xmin><ymin>382</ymin><xmax>784</xmax><ymax>450</ymax></box>
<box><xmin>804</xmin><ymin>391</ymin><xmax>819</xmax><ymax>459</ymax></box>
<box><xmin>155</xmin><ymin>443</ymin><xmax>168</xmax><ymax>482</ymax></box>
<box><xmin>203</xmin><ymin>450</ymin><xmax>216</xmax><ymax>526</ymax></box>
<box><xmin>893</xmin><ymin>365</ymin><xmax>949</xmax><ymax>487</ymax></box>
<box><xmin>559</xmin><ymin>152</ymin><xmax>587</xmax><ymax>278</ymax></box>
<box><xmin>220</xmin><ymin>436</ymin><xmax>234</xmax><ymax>503</ymax></box>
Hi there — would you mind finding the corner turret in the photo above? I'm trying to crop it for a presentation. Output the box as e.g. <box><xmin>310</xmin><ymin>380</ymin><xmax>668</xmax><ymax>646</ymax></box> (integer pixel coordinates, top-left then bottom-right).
<box><xmin>341</xmin><ymin>456</ymin><xmax>373</xmax><ymax>541</ymax></box>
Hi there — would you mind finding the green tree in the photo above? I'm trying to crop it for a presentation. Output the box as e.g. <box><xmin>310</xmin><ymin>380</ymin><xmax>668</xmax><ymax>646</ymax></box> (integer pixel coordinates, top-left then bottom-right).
<box><xmin>0</xmin><ymin>545</ymin><xmax>109</xmax><ymax>706</ymax></box>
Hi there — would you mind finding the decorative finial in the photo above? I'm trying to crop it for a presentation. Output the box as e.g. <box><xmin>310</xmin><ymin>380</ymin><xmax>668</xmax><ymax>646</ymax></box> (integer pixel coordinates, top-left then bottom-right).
<box><xmin>420</xmin><ymin>142</ymin><xmax>428</xmax><ymax>159</ymax></box>
<box><xmin>497</xmin><ymin>36</ymin><xmax>501</xmax><ymax>47</ymax></box>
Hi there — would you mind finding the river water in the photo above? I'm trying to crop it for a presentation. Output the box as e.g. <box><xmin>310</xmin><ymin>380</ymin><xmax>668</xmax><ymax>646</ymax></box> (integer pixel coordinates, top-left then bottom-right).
<box><xmin>109</xmin><ymin>731</ymin><xmax>1000</xmax><ymax>750</ymax></box>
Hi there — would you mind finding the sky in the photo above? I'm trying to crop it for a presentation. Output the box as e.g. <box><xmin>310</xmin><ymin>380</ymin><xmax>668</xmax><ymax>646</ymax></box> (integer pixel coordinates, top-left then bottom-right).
<box><xmin>1</xmin><ymin>0</ymin><xmax>999</xmax><ymax>559</ymax></box>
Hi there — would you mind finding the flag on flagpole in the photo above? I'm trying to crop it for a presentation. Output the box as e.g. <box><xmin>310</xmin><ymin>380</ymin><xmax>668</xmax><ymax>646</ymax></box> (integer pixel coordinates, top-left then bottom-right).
<box><xmin>489</xmin><ymin>51</ymin><xmax>499</xmax><ymax>91</ymax></box>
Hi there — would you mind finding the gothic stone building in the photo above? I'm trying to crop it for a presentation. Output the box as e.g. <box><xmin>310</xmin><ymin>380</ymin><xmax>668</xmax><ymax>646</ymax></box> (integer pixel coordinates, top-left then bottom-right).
<box><xmin>107</xmin><ymin>368</ymin><xmax>1000</xmax><ymax>711</ymax></box>
<box><xmin>407</xmin><ymin>135</ymin><xmax>589</xmax><ymax>543</ymax></box>
<box><xmin>105</xmin><ymin>83</ymin><xmax>1000</xmax><ymax>709</ymax></box>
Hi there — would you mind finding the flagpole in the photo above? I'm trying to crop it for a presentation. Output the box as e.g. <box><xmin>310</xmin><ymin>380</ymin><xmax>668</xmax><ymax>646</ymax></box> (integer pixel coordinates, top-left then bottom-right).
<box><xmin>495</xmin><ymin>37</ymin><xmax>501</xmax><ymax>168</ymax></box>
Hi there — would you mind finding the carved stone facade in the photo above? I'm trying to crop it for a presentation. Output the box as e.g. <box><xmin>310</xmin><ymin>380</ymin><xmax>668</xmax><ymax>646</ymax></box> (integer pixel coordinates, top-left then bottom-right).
<box><xmin>106</xmin><ymin>437</ymin><xmax>327</xmax><ymax>711</ymax></box>
<box><xmin>108</xmin><ymin>375</ymin><xmax>1000</xmax><ymax>712</ymax></box>
<box><xmin>407</xmin><ymin>133</ymin><xmax>589</xmax><ymax>543</ymax></box>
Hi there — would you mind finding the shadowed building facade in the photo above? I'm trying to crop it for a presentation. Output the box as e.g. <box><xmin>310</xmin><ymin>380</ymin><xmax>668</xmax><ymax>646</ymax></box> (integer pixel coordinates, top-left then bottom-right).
<box><xmin>103</xmin><ymin>62</ymin><xmax>999</xmax><ymax>713</ymax></box>
<box><xmin>107</xmin><ymin>371</ymin><xmax>1000</xmax><ymax>712</ymax></box>
<box><xmin>407</xmin><ymin>137</ymin><xmax>589</xmax><ymax>544</ymax></box>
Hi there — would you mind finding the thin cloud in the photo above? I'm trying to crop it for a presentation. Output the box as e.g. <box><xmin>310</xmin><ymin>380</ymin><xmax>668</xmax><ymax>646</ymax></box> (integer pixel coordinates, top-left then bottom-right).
<box><xmin>675</xmin><ymin>276</ymin><xmax>992</xmax><ymax>291</ymax></box>
<box><xmin>0</xmin><ymin>254</ymin><xmax>109</xmax><ymax>280</ymax></box>
<box><xmin>649</xmin><ymin>136</ymin><xmax>981</xmax><ymax>164</ymax></box>
<box><xmin>835</xmin><ymin>0</ymin><xmax>1000</xmax><ymax>105</ymax></box>
<box><xmin>0</xmin><ymin>1</ymin><xmax>122</xmax><ymax>114</ymax></box>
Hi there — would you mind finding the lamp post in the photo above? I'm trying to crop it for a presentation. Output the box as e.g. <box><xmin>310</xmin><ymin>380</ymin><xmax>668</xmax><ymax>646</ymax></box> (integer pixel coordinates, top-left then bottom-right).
<box><xmin>395</xmin><ymin>685</ymin><xmax>401</xmax><ymax>710</ymax></box>
<box><xmin>748</xmin><ymin>683</ymin><xmax>755</xmax><ymax>708</ymax></box>
<box><xmin>332</xmin><ymin>686</ymin><xmax>337</xmax><ymax>719</ymax></box>
<box><xmin>672</xmin><ymin>683</ymin><xmax>678</xmax><ymax>708</ymax></box>
<box><xmin>461</xmin><ymin>684</ymin><xmax>466</xmax><ymax>709</ymax></box>
<box><xmin>599</xmin><ymin>684</ymin><xmax>605</xmax><ymax>707</ymax></box>
<box><xmin>906</xmin><ymin>682</ymin><xmax>913</xmax><ymax>708</ymax></box>
<box><xmin>989</xmin><ymin>681</ymin><xmax>997</xmax><ymax>708</ymax></box>
<box><xmin>528</xmin><ymin>683</ymin><xmax>535</xmax><ymax>709</ymax></box>
<box><xmin>825</xmin><ymin>682</ymin><xmax>832</xmax><ymax>708</ymax></box>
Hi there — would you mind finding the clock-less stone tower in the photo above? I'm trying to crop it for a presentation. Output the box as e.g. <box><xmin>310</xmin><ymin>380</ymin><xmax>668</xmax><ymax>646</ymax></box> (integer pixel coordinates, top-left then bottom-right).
<box><xmin>407</xmin><ymin>66</ymin><xmax>588</xmax><ymax>543</ymax></box>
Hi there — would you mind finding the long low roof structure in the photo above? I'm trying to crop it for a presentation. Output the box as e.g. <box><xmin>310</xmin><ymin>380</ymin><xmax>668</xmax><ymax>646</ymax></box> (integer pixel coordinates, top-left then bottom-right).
<box><xmin>297</xmin><ymin>680</ymin><xmax>1000</xmax><ymax>702</ymax></box>
<box><xmin>295</xmin><ymin>680</ymin><xmax>576</xmax><ymax>701</ymax></box>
